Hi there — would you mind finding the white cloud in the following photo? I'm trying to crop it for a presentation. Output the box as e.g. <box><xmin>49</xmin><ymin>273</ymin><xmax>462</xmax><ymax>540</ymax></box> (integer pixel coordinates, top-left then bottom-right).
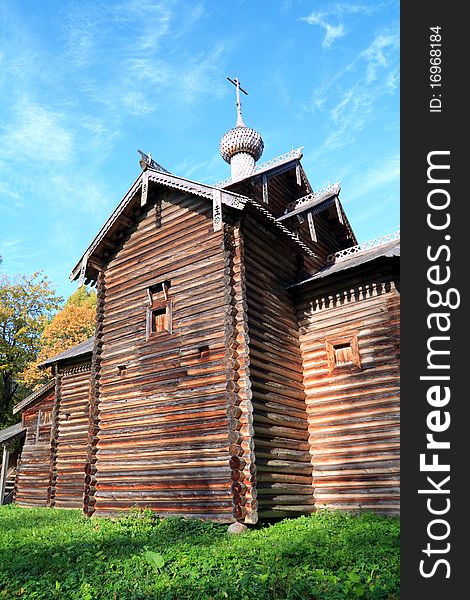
<box><xmin>0</xmin><ymin>98</ymin><xmax>74</xmax><ymax>164</ymax></box>
<box><xmin>58</xmin><ymin>0</ymin><xmax>223</xmax><ymax>122</ymax></box>
<box><xmin>386</xmin><ymin>68</ymin><xmax>399</xmax><ymax>90</ymax></box>
<box><xmin>324</xmin><ymin>23</ymin><xmax>346</xmax><ymax>47</ymax></box>
<box><xmin>302</xmin><ymin>3</ymin><xmax>380</xmax><ymax>47</ymax></box>
<box><xmin>306</xmin><ymin>24</ymin><xmax>399</xmax><ymax>152</ymax></box>
<box><xmin>362</xmin><ymin>32</ymin><xmax>399</xmax><ymax>82</ymax></box>
<box><xmin>175</xmin><ymin>154</ymin><xmax>223</xmax><ymax>183</ymax></box>
<box><xmin>302</xmin><ymin>12</ymin><xmax>345</xmax><ymax>47</ymax></box>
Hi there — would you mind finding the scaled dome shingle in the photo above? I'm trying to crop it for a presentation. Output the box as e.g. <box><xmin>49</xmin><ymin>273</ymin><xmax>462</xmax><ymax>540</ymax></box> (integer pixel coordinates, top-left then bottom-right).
<box><xmin>219</xmin><ymin>126</ymin><xmax>264</xmax><ymax>164</ymax></box>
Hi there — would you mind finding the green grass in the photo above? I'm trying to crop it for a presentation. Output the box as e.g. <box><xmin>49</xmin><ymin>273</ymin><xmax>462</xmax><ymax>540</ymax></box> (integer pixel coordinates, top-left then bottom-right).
<box><xmin>0</xmin><ymin>505</ymin><xmax>399</xmax><ymax>599</ymax></box>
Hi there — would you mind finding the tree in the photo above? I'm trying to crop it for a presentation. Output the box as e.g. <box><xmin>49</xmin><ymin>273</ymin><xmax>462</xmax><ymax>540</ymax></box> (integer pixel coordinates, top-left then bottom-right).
<box><xmin>21</xmin><ymin>286</ymin><xmax>96</xmax><ymax>389</ymax></box>
<box><xmin>0</xmin><ymin>272</ymin><xmax>62</xmax><ymax>426</ymax></box>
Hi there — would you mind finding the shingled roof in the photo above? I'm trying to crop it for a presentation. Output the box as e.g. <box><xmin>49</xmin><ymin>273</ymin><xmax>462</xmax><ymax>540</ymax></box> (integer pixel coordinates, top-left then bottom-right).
<box><xmin>292</xmin><ymin>237</ymin><xmax>400</xmax><ymax>288</ymax></box>
<box><xmin>40</xmin><ymin>336</ymin><xmax>95</xmax><ymax>367</ymax></box>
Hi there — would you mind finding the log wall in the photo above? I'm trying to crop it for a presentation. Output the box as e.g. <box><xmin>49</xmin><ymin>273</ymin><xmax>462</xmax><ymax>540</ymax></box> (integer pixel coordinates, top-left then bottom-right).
<box><xmin>15</xmin><ymin>390</ymin><xmax>55</xmax><ymax>507</ymax></box>
<box><xmin>242</xmin><ymin>213</ymin><xmax>314</xmax><ymax>518</ymax></box>
<box><xmin>92</xmin><ymin>191</ymin><xmax>235</xmax><ymax>519</ymax></box>
<box><xmin>297</xmin><ymin>270</ymin><xmax>400</xmax><ymax>513</ymax></box>
<box><xmin>52</xmin><ymin>363</ymin><xmax>92</xmax><ymax>508</ymax></box>
<box><xmin>222</xmin><ymin>221</ymin><xmax>258</xmax><ymax>522</ymax></box>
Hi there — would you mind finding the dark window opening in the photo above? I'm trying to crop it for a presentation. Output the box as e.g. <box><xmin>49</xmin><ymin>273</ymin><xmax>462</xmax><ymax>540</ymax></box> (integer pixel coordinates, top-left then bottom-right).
<box><xmin>147</xmin><ymin>281</ymin><xmax>171</xmax><ymax>305</ymax></box>
<box><xmin>198</xmin><ymin>345</ymin><xmax>210</xmax><ymax>359</ymax></box>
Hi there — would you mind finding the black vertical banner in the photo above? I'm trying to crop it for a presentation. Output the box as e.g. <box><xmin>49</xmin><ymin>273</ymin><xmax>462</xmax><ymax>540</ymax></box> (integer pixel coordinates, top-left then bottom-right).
<box><xmin>401</xmin><ymin>4</ymin><xmax>467</xmax><ymax>598</ymax></box>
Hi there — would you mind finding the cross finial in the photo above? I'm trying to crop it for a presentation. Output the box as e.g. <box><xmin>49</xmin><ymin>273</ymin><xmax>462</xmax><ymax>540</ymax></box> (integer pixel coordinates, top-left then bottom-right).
<box><xmin>227</xmin><ymin>76</ymin><xmax>248</xmax><ymax>127</ymax></box>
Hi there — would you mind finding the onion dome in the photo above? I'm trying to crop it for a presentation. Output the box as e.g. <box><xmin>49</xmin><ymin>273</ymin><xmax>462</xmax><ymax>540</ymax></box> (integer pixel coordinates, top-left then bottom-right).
<box><xmin>220</xmin><ymin>77</ymin><xmax>264</xmax><ymax>181</ymax></box>
<box><xmin>219</xmin><ymin>126</ymin><xmax>264</xmax><ymax>164</ymax></box>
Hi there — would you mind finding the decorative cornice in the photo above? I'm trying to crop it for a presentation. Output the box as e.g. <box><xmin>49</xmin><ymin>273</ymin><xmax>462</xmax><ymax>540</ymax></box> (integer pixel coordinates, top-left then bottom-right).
<box><xmin>70</xmin><ymin>171</ymin><xmax>249</xmax><ymax>281</ymax></box>
<box><xmin>247</xmin><ymin>198</ymin><xmax>318</xmax><ymax>258</ymax></box>
<box><xmin>276</xmin><ymin>184</ymin><xmax>341</xmax><ymax>224</ymax></box>
<box><xmin>327</xmin><ymin>230</ymin><xmax>400</xmax><ymax>262</ymax></box>
<box><xmin>60</xmin><ymin>363</ymin><xmax>92</xmax><ymax>376</ymax></box>
<box><xmin>294</xmin><ymin>182</ymin><xmax>341</xmax><ymax>209</ymax></box>
<box><xmin>214</xmin><ymin>147</ymin><xmax>304</xmax><ymax>188</ymax></box>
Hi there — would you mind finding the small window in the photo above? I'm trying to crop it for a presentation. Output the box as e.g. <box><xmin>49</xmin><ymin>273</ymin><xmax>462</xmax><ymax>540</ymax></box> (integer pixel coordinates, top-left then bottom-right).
<box><xmin>334</xmin><ymin>342</ymin><xmax>353</xmax><ymax>366</ymax></box>
<box><xmin>149</xmin><ymin>305</ymin><xmax>170</xmax><ymax>334</ymax></box>
<box><xmin>146</xmin><ymin>281</ymin><xmax>173</xmax><ymax>339</ymax></box>
<box><xmin>146</xmin><ymin>302</ymin><xmax>172</xmax><ymax>338</ymax></box>
<box><xmin>326</xmin><ymin>334</ymin><xmax>361</xmax><ymax>372</ymax></box>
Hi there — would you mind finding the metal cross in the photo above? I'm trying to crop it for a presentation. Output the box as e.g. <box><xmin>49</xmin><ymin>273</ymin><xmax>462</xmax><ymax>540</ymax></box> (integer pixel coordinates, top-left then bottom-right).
<box><xmin>227</xmin><ymin>76</ymin><xmax>248</xmax><ymax>126</ymax></box>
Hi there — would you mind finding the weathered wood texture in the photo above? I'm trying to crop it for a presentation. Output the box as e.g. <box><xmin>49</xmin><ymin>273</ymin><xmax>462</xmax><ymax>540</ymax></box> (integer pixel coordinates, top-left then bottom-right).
<box><xmin>84</xmin><ymin>272</ymin><xmax>105</xmax><ymax>516</ymax></box>
<box><xmin>15</xmin><ymin>390</ymin><xmax>55</xmax><ymax>507</ymax></box>
<box><xmin>297</xmin><ymin>272</ymin><xmax>400</xmax><ymax>514</ymax></box>
<box><xmin>52</xmin><ymin>363</ymin><xmax>92</xmax><ymax>508</ymax></box>
<box><xmin>222</xmin><ymin>221</ymin><xmax>257</xmax><ymax>522</ymax></box>
<box><xmin>91</xmin><ymin>191</ymin><xmax>235</xmax><ymax>519</ymax></box>
<box><xmin>242</xmin><ymin>213</ymin><xmax>314</xmax><ymax>518</ymax></box>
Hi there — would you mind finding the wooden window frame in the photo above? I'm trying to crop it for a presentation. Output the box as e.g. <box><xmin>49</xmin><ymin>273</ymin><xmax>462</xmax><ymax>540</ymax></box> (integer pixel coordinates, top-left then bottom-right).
<box><xmin>146</xmin><ymin>299</ymin><xmax>173</xmax><ymax>338</ymax></box>
<box><xmin>146</xmin><ymin>281</ymin><xmax>173</xmax><ymax>339</ymax></box>
<box><xmin>326</xmin><ymin>334</ymin><xmax>361</xmax><ymax>372</ymax></box>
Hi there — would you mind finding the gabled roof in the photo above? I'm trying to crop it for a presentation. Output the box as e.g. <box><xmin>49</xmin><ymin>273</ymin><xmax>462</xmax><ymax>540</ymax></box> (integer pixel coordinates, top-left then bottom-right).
<box><xmin>13</xmin><ymin>380</ymin><xmax>55</xmax><ymax>415</ymax></box>
<box><xmin>0</xmin><ymin>422</ymin><xmax>26</xmax><ymax>444</ymax></box>
<box><xmin>70</xmin><ymin>169</ymin><xmax>249</xmax><ymax>281</ymax></box>
<box><xmin>40</xmin><ymin>336</ymin><xmax>95</xmax><ymax>367</ymax></box>
<box><xmin>291</xmin><ymin>236</ymin><xmax>400</xmax><ymax>288</ymax></box>
<box><xmin>276</xmin><ymin>183</ymin><xmax>341</xmax><ymax>222</ymax></box>
<box><xmin>71</xmin><ymin>166</ymin><xmax>319</xmax><ymax>283</ymax></box>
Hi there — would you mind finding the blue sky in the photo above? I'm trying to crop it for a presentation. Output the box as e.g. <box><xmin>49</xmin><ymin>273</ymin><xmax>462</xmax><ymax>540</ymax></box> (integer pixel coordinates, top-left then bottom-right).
<box><xmin>0</xmin><ymin>1</ymin><xmax>399</xmax><ymax>300</ymax></box>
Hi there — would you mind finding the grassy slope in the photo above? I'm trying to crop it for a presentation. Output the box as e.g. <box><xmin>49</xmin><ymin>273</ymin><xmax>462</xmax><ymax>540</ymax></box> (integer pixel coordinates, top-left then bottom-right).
<box><xmin>0</xmin><ymin>506</ymin><xmax>399</xmax><ymax>599</ymax></box>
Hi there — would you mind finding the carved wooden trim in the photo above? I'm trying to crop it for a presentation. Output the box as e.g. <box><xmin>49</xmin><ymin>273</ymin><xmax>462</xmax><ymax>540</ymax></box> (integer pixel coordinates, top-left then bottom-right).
<box><xmin>60</xmin><ymin>363</ymin><xmax>92</xmax><ymax>376</ymax></box>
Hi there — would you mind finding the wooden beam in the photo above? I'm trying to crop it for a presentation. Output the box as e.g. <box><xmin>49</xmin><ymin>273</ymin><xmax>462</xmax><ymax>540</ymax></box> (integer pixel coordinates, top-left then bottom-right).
<box><xmin>0</xmin><ymin>445</ymin><xmax>9</xmax><ymax>505</ymax></box>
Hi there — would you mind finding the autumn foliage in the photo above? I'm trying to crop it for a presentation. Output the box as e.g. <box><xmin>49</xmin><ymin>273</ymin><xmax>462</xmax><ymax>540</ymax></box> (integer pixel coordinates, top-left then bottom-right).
<box><xmin>1</xmin><ymin>272</ymin><xmax>62</xmax><ymax>423</ymax></box>
<box><xmin>21</xmin><ymin>286</ymin><xmax>96</xmax><ymax>388</ymax></box>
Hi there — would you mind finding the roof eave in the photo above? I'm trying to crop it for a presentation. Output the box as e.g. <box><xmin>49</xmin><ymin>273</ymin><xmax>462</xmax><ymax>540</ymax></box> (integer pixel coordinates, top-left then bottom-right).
<box><xmin>70</xmin><ymin>170</ymin><xmax>249</xmax><ymax>282</ymax></box>
<box><xmin>0</xmin><ymin>423</ymin><xmax>27</xmax><ymax>444</ymax></box>
<box><xmin>39</xmin><ymin>337</ymin><xmax>95</xmax><ymax>368</ymax></box>
<box><xmin>214</xmin><ymin>148</ymin><xmax>305</xmax><ymax>190</ymax></box>
<box><xmin>289</xmin><ymin>245</ymin><xmax>400</xmax><ymax>289</ymax></box>
<box><xmin>13</xmin><ymin>380</ymin><xmax>55</xmax><ymax>415</ymax></box>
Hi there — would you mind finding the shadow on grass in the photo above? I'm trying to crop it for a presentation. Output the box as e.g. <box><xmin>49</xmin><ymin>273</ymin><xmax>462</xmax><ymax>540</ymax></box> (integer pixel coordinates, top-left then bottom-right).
<box><xmin>0</xmin><ymin>506</ymin><xmax>399</xmax><ymax>600</ymax></box>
